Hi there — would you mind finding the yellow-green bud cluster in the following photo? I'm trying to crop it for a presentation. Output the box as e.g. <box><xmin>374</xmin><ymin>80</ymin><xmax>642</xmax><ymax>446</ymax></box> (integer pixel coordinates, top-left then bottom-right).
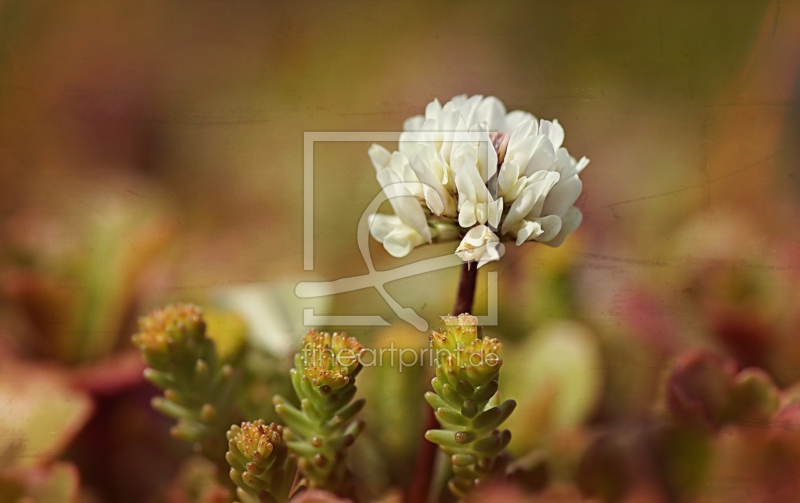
<box><xmin>132</xmin><ymin>304</ymin><xmax>238</xmax><ymax>459</ymax></box>
<box><xmin>226</xmin><ymin>420</ymin><xmax>296</xmax><ymax>503</ymax></box>
<box><xmin>273</xmin><ymin>331</ymin><xmax>366</xmax><ymax>497</ymax></box>
<box><xmin>299</xmin><ymin>330</ymin><xmax>364</xmax><ymax>390</ymax></box>
<box><xmin>425</xmin><ymin>314</ymin><xmax>516</xmax><ymax>498</ymax></box>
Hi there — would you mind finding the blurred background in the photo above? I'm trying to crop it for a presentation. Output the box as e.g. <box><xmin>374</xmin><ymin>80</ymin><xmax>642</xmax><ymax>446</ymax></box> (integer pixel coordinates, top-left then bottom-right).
<box><xmin>2</xmin><ymin>0</ymin><xmax>800</xmax><ymax>501</ymax></box>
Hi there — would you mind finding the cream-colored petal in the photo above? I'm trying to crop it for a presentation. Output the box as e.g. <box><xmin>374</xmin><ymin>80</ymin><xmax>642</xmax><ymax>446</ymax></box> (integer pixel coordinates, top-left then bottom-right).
<box><xmin>458</xmin><ymin>200</ymin><xmax>477</xmax><ymax>227</ymax></box>
<box><xmin>383</xmin><ymin>226</ymin><xmax>427</xmax><ymax>257</ymax></box>
<box><xmin>368</xmin><ymin>213</ymin><xmax>403</xmax><ymax>243</ymax></box>
<box><xmin>526</xmin><ymin>171</ymin><xmax>561</xmax><ymax>220</ymax></box>
<box><xmin>368</xmin><ymin>144</ymin><xmax>391</xmax><ymax>172</ymax></box>
<box><xmin>546</xmin><ymin>206</ymin><xmax>583</xmax><ymax>247</ymax></box>
<box><xmin>575</xmin><ymin>156</ymin><xmax>590</xmax><ymax>174</ymax></box>
<box><xmin>501</xmin><ymin>172</ymin><xmax>559</xmax><ymax>234</ymax></box>
<box><xmin>458</xmin><ymin>95</ymin><xmax>483</xmax><ymax>126</ymax></box>
<box><xmin>539</xmin><ymin>119</ymin><xmax>564</xmax><ymax>150</ymax></box>
<box><xmin>477</xmin><ymin>242</ymin><xmax>503</xmax><ymax>268</ymax></box>
<box><xmin>515</xmin><ymin>220</ymin><xmax>543</xmax><ymax>245</ymax></box>
<box><xmin>542</xmin><ymin>175</ymin><xmax>582</xmax><ymax>217</ymax></box>
<box><xmin>488</xmin><ymin>197</ymin><xmax>503</xmax><ymax>230</ymax></box>
<box><xmin>409</xmin><ymin>154</ymin><xmax>456</xmax><ymax>216</ymax></box>
<box><xmin>504</xmin><ymin>110</ymin><xmax>537</xmax><ymax>134</ymax></box>
<box><xmin>376</xmin><ymin>169</ymin><xmax>431</xmax><ymax>242</ymax></box>
<box><xmin>509</xmin><ymin>119</ymin><xmax>537</xmax><ymax>147</ymax></box>
<box><xmin>475</xmin><ymin>96</ymin><xmax>507</xmax><ymax>132</ymax></box>
<box><xmin>498</xmin><ymin>160</ymin><xmax>521</xmax><ymax>196</ymax></box>
<box><xmin>523</xmin><ymin>136</ymin><xmax>555</xmax><ymax>177</ymax></box>
<box><xmin>403</xmin><ymin>115</ymin><xmax>425</xmax><ymax>132</ymax></box>
<box><xmin>474</xmin><ymin>123</ymin><xmax>498</xmax><ymax>182</ymax></box>
<box><xmin>532</xmin><ymin>215</ymin><xmax>562</xmax><ymax>243</ymax></box>
<box><xmin>425</xmin><ymin>98</ymin><xmax>442</xmax><ymax>120</ymax></box>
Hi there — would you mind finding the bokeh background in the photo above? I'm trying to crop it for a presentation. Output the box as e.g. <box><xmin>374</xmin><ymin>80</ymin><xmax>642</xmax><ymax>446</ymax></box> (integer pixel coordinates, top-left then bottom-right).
<box><xmin>3</xmin><ymin>1</ymin><xmax>800</xmax><ymax>502</ymax></box>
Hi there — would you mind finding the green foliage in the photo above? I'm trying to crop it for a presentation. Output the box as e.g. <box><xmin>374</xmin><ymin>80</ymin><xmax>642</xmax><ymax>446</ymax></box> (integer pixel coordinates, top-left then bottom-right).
<box><xmin>225</xmin><ymin>421</ymin><xmax>297</xmax><ymax>503</ymax></box>
<box><xmin>132</xmin><ymin>303</ymin><xmax>240</xmax><ymax>460</ymax></box>
<box><xmin>273</xmin><ymin>331</ymin><xmax>366</xmax><ymax>497</ymax></box>
<box><xmin>424</xmin><ymin>314</ymin><xmax>516</xmax><ymax>499</ymax></box>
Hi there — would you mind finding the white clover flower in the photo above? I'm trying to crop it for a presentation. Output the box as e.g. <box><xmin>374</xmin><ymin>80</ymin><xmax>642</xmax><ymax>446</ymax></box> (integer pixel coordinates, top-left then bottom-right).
<box><xmin>368</xmin><ymin>94</ymin><xmax>589</xmax><ymax>267</ymax></box>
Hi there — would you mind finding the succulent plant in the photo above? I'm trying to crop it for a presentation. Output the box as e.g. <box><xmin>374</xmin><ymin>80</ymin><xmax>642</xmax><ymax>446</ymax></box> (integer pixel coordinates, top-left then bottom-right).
<box><xmin>225</xmin><ymin>420</ymin><xmax>297</xmax><ymax>503</ymax></box>
<box><xmin>132</xmin><ymin>304</ymin><xmax>239</xmax><ymax>460</ymax></box>
<box><xmin>424</xmin><ymin>314</ymin><xmax>516</xmax><ymax>498</ymax></box>
<box><xmin>273</xmin><ymin>330</ymin><xmax>366</xmax><ymax>497</ymax></box>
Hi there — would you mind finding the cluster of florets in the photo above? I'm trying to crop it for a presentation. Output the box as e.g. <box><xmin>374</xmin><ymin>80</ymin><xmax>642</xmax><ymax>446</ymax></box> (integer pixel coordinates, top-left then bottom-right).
<box><xmin>299</xmin><ymin>331</ymin><xmax>364</xmax><ymax>390</ymax></box>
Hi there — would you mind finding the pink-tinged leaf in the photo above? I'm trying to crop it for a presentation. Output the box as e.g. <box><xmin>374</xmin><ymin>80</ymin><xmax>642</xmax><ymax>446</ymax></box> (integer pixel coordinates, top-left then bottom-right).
<box><xmin>69</xmin><ymin>349</ymin><xmax>145</xmax><ymax>395</ymax></box>
<box><xmin>0</xmin><ymin>357</ymin><xmax>93</xmax><ymax>468</ymax></box>
<box><xmin>290</xmin><ymin>489</ymin><xmax>353</xmax><ymax>502</ymax></box>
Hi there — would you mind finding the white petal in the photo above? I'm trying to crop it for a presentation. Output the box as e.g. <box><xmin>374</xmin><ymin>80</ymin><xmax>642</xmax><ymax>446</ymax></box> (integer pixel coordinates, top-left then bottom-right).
<box><xmin>506</xmin><ymin>178</ymin><xmax>527</xmax><ymax>201</ymax></box>
<box><xmin>446</xmin><ymin>94</ymin><xmax>468</xmax><ymax>111</ymax></box>
<box><xmin>440</xmin><ymin>110</ymin><xmax>467</xmax><ymax>164</ymax></box>
<box><xmin>523</xmin><ymin>136</ymin><xmax>555</xmax><ymax>177</ymax></box>
<box><xmin>506</xmin><ymin>134</ymin><xmax>541</xmax><ymax>169</ymax></box>
<box><xmin>539</xmin><ymin>119</ymin><xmax>565</xmax><ymax>150</ymax></box>
<box><xmin>575</xmin><ymin>156</ymin><xmax>590</xmax><ymax>174</ymax></box>
<box><xmin>383</xmin><ymin>226</ymin><xmax>427</xmax><ymax>257</ymax></box>
<box><xmin>504</xmin><ymin>110</ymin><xmax>537</xmax><ymax>134</ymax></box>
<box><xmin>425</xmin><ymin>98</ymin><xmax>442</xmax><ymax>120</ymax></box>
<box><xmin>399</xmin><ymin>130</ymin><xmax>431</xmax><ymax>159</ymax></box>
<box><xmin>477</xmin><ymin>242</ymin><xmax>503</xmax><ymax>268</ymax></box>
<box><xmin>409</xmin><ymin>154</ymin><xmax>456</xmax><ymax>216</ymax></box>
<box><xmin>488</xmin><ymin>197</ymin><xmax>503</xmax><ymax>230</ymax></box>
<box><xmin>376</xmin><ymin>169</ymin><xmax>431</xmax><ymax>242</ymax></box>
<box><xmin>509</xmin><ymin>119</ymin><xmax>537</xmax><ymax>147</ymax></box>
<box><xmin>368</xmin><ymin>144</ymin><xmax>391</xmax><ymax>172</ymax></box>
<box><xmin>475</xmin><ymin>96</ymin><xmax>506</xmax><ymax>132</ymax></box>
<box><xmin>501</xmin><ymin>172</ymin><xmax>559</xmax><ymax>234</ymax></box>
<box><xmin>458</xmin><ymin>200</ymin><xmax>477</xmax><ymax>227</ymax></box>
<box><xmin>474</xmin><ymin>123</ymin><xmax>498</xmax><ymax>182</ymax></box>
<box><xmin>554</xmin><ymin>147</ymin><xmax>576</xmax><ymax>179</ymax></box>
<box><xmin>403</xmin><ymin>115</ymin><xmax>425</xmax><ymax>132</ymax></box>
<box><xmin>515</xmin><ymin>220</ymin><xmax>543</xmax><ymax>246</ymax></box>
<box><xmin>532</xmin><ymin>215</ymin><xmax>562</xmax><ymax>243</ymax></box>
<box><xmin>476</xmin><ymin>202</ymin><xmax>488</xmax><ymax>225</ymax></box>
<box><xmin>458</xmin><ymin>95</ymin><xmax>483</xmax><ymax>126</ymax></box>
<box><xmin>424</xmin><ymin>186</ymin><xmax>444</xmax><ymax>215</ymax></box>
<box><xmin>498</xmin><ymin>160</ymin><xmax>521</xmax><ymax>196</ymax></box>
<box><xmin>453</xmin><ymin>148</ymin><xmax>489</xmax><ymax>204</ymax></box>
<box><xmin>527</xmin><ymin>171</ymin><xmax>561</xmax><ymax>220</ymax></box>
<box><xmin>368</xmin><ymin>213</ymin><xmax>402</xmax><ymax>243</ymax></box>
<box><xmin>542</xmin><ymin>175</ymin><xmax>582</xmax><ymax>217</ymax></box>
<box><xmin>546</xmin><ymin>206</ymin><xmax>583</xmax><ymax>247</ymax></box>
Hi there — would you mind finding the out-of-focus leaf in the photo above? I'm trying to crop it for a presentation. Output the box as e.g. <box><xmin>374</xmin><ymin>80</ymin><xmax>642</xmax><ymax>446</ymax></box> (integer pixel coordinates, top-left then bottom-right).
<box><xmin>665</xmin><ymin>351</ymin><xmax>738</xmax><ymax>428</ymax></box>
<box><xmin>289</xmin><ymin>489</ymin><xmax>352</xmax><ymax>502</ymax></box>
<box><xmin>203</xmin><ymin>309</ymin><xmax>247</xmax><ymax>361</ymax></box>
<box><xmin>214</xmin><ymin>281</ymin><xmax>333</xmax><ymax>357</ymax></box>
<box><xmin>665</xmin><ymin>351</ymin><xmax>781</xmax><ymax>429</ymax></box>
<box><xmin>503</xmin><ymin>321</ymin><xmax>603</xmax><ymax>455</ymax></box>
<box><xmin>163</xmin><ymin>456</ymin><xmax>230</xmax><ymax>503</ymax></box>
<box><xmin>0</xmin><ymin>358</ymin><xmax>93</xmax><ymax>468</ymax></box>
<box><xmin>68</xmin><ymin>349</ymin><xmax>145</xmax><ymax>395</ymax></box>
<box><xmin>357</xmin><ymin>326</ymin><xmax>428</xmax><ymax>486</ymax></box>
<box><xmin>0</xmin><ymin>463</ymin><xmax>80</xmax><ymax>503</ymax></box>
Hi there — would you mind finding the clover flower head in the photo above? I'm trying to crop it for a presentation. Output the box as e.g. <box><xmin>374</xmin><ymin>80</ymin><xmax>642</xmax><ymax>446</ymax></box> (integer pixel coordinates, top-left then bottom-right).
<box><xmin>368</xmin><ymin>94</ymin><xmax>589</xmax><ymax>267</ymax></box>
<box><xmin>299</xmin><ymin>330</ymin><xmax>364</xmax><ymax>390</ymax></box>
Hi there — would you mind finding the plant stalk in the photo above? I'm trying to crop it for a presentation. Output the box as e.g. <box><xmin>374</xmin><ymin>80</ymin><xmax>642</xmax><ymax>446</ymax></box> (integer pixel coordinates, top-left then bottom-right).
<box><xmin>407</xmin><ymin>262</ymin><xmax>478</xmax><ymax>503</ymax></box>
